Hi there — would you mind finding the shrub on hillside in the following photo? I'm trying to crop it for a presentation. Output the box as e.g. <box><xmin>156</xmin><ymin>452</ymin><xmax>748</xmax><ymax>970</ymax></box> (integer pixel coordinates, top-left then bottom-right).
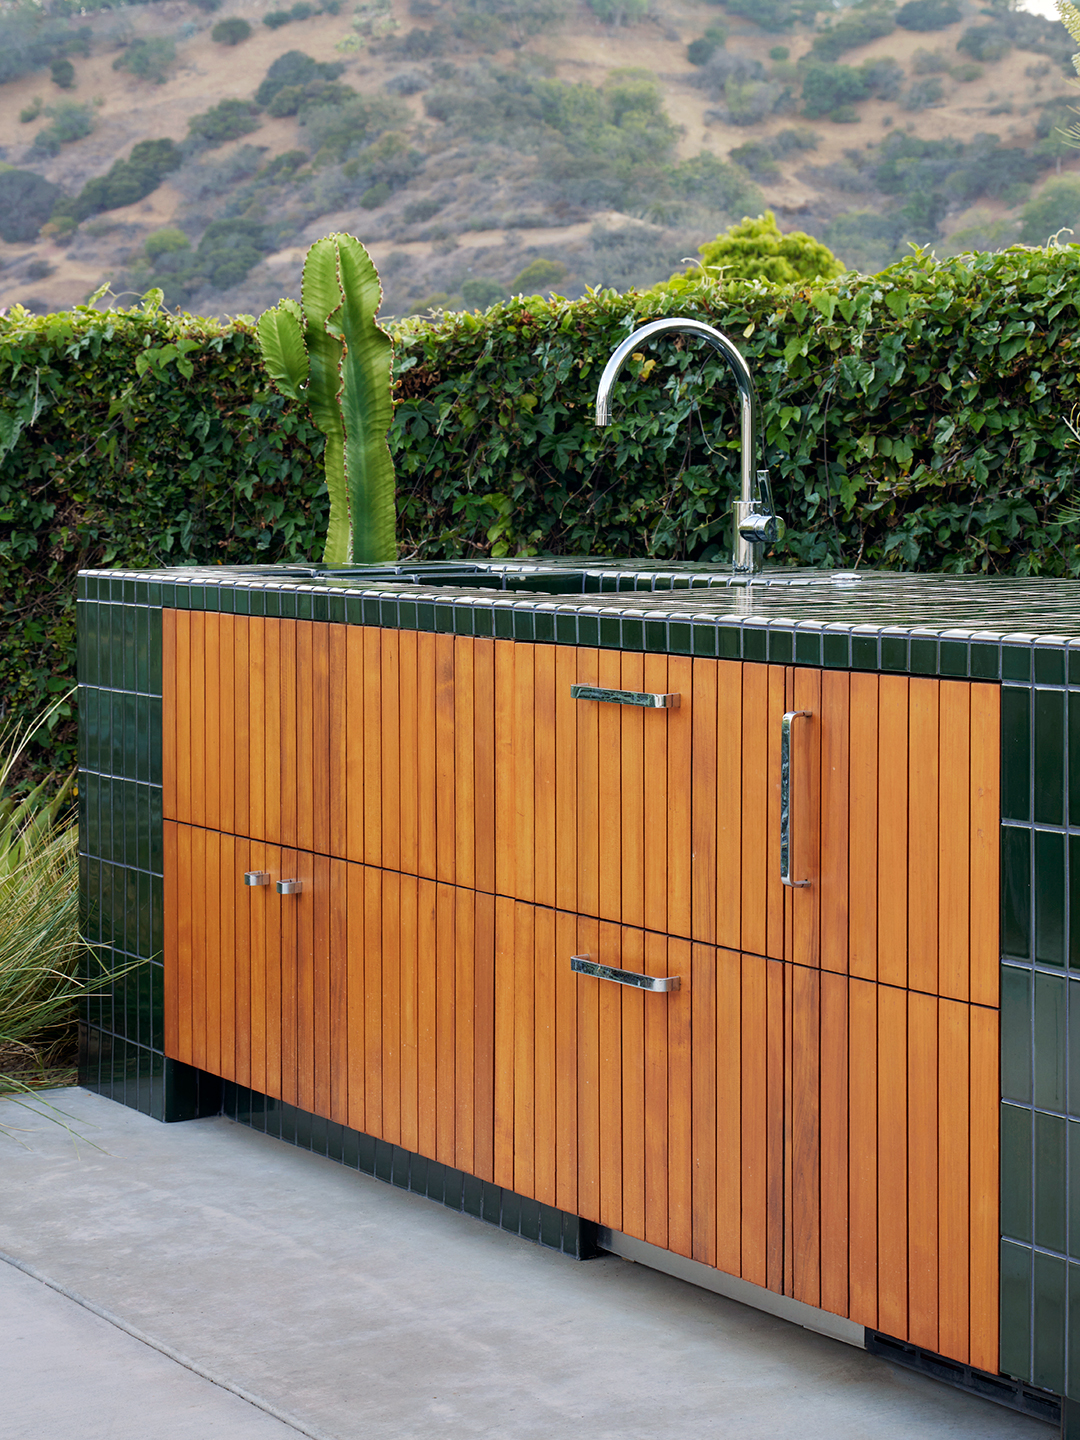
<box><xmin>255</xmin><ymin>49</ymin><xmax>344</xmax><ymax>106</ymax></box>
<box><xmin>211</xmin><ymin>17</ymin><xmax>252</xmax><ymax>43</ymax></box>
<box><xmin>31</xmin><ymin>101</ymin><xmax>95</xmax><ymax>157</ymax></box>
<box><xmin>57</xmin><ymin>138</ymin><xmax>183</xmax><ymax>223</ymax></box>
<box><xmin>112</xmin><ymin>37</ymin><xmax>176</xmax><ymax>84</ymax></box>
<box><xmin>186</xmin><ymin>98</ymin><xmax>262</xmax><ymax>148</ymax></box>
<box><xmin>511</xmin><ymin>257</ymin><xmax>567</xmax><ymax>293</ymax></box>
<box><xmin>956</xmin><ymin>25</ymin><xmax>1010</xmax><ymax>63</ymax></box>
<box><xmin>809</xmin><ymin>7</ymin><xmax>894</xmax><ymax>63</ymax></box>
<box><xmin>801</xmin><ymin>63</ymin><xmax>869</xmax><ymax>119</ymax></box>
<box><xmin>0</xmin><ymin>170</ymin><xmax>62</xmax><ymax>243</ymax></box>
<box><xmin>50</xmin><ymin>57</ymin><xmax>75</xmax><ymax>88</ymax></box>
<box><xmin>461</xmin><ymin>277</ymin><xmax>507</xmax><ymax>308</ymax></box>
<box><xmin>896</xmin><ymin>0</ymin><xmax>960</xmax><ymax>30</ymax></box>
<box><xmin>688</xmin><ymin>26</ymin><xmax>726</xmax><ymax>66</ymax></box>
<box><xmin>723</xmin><ymin>0</ymin><xmax>795</xmax><ymax>32</ymax></box>
<box><xmin>0</xmin><ymin>12</ymin><xmax>90</xmax><ymax>87</ymax></box>
<box><xmin>904</xmin><ymin>75</ymin><xmax>945</xmax><ymax>111</ymax></box>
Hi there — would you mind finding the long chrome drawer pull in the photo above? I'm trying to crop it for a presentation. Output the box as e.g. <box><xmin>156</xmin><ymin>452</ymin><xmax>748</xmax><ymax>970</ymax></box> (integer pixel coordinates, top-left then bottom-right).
<box><xmin>570</xmin><ymin>684</ymin><xmax>679</xmax><ymax>709</ymax></box>
<box><xmin>571</xmin><ymin>955</ymin><xmax>680</xmax><ymax>992</ymax></box>
<box><xmin>780</xmin><ymin>709</ymin><xmax>811</xmax><ymax>889</ymax></box>
<box><xmin>276</xmin><ymin>878</ymin><xmax>303</xmax><ymax>895</ymax></box>
<box><xmin>244</xmin><ymin>871</ymin><xmax>270</xmax><ymax>887</ymax></box>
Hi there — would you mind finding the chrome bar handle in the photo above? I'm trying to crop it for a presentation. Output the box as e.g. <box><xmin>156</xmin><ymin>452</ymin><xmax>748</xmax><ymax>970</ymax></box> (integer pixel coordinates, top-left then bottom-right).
<box><xmin>571</xmin><ymin>955</ymin><xmax>680</xmax><ymax>993</ymax></box>
<box><xmin>244</xmin><ymin>871</ymin><xmax>270</xmax><ymax>887</ymax></box>
<box><xmin>571</xmin><ymin>684</ymin><xmax>680</xmax><ymax>709</ymax></box>
<box><xmin>276</xmin><ymin>879</ymin><xmax>302</xmax><ymax>895</ymax></box>
<box><xmin>780</xmin><ymin>710</ymin><xmax>811</xmax><ymax>889</ymax></box>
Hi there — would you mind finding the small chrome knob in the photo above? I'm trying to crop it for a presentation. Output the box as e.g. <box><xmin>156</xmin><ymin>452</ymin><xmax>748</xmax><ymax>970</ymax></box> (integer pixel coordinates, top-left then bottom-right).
<box><xmin>244</xmin><ymin>871</ymin><xmax>270</xmax><ymax>887</ymax></box>
<box><xmin>276</xmin><ymin>878</ymin><xmax>302</xmax><ymax>895</ymax></box>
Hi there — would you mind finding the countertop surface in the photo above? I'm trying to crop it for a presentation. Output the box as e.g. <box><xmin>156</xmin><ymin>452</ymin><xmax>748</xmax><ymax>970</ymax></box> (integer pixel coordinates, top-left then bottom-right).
<box><xmin>80</xmin><ymin>561</ymin><xmax>1080</xmax><ymax>644</ymax></box>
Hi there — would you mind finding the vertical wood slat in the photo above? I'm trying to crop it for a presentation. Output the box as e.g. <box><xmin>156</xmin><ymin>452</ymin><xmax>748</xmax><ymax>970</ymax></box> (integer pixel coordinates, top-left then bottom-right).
<box><xmin>969</xmin><ymin>684</ymin><xmax>1001</xmax><ymax>1009</ymax></box>
<box><xmin>248</xmin><ymin>839</ymin><xmax>272</xmax><ymax>1101</ymax></box>
<box><xmin>533</xmin><ymin>902</ymin><xmax>557</xmax><ymax>1209</ymax></box>
<box><xmin>666</xmin><ymin>657</ymin><xmax>694</xmax><ymax>943</ymax></box>
<box><xmin>740</xmin><ymin>949</ymin><xmax>768</xmax><ymax>1288</ymax></box>
<box><xmin>876</xmin><ymin>676</ymin><xmax>909</xmax><ymax>990</ymax></box>
<box><xmin>454</xmin><ymin>887</ymin><xmax>476</xmax><ymax>1177</ymax></box>
<box><xmin>216</xmin><ymin>614</ymin><xmax>236</xmax><ymax>839</ymax></box>
<box><xmin>939</xmin><ymin>682</ymin><xmax>972</xmax><ymax>1002</ymax></box>
<box><xmin>714</xmin><ymin>662</ymin><xmax>742</xmax><ymax>954</ymax></box>
<box><xmin>667</xmin><ymin>935</ymin><xmax>693</xmax><ymax>1260</ymax></box>
<box><xmin>310</xmin><ymin>852</ymin><xmax>332</xmax><ymax>1120</ymax></box>
<box><xmin>790</xmin><ymin>963</ymin><xmax>820</xmax><ymax>1308</ymax></box>
<box><xmin>514</xmin><ymin>644</ymin><xmax>537</xmax><ymax>906</ymax></box>
<box><xmin>596</xmin><ymin>650</ymin><xmax>622</xmax><ymax>924</ymax></box>
<box><xmin>533</xmin><ymin>646</ymin><xmax>557</xmax><ymax>911</ymax></box>
<box><xmin>454</xmin><ymin>637</ymin><xmax>476</xmax><ymax>892</ymax></box>
<box><xmin>473</xmin><ymin>890</ymin><xmax>497</xmax><ymax>1184</ymax></box>
<box><xmin>195</xmin><ymin>613</ymin><xmax>214</xmax><ymax>834</ymax></box>
<box><xmin>907</xmin><ymin>988</ymin><xmax>939</xmax><ymax>1352</ymax></box>
<box><xmin>278</xmin><ymin>622</ymin><xmax>298</xmax><ymax>851</ymax></box>
<box><xmin>765</xmin><ymin>667</ymin><xmax>788</xmax><ymax>962</ymax></box>
<box><xmin>161</xmin><ymin>611</ymin><xmax>178</xmax><ymax>819</ymax></box>
<box><xmin>908</xmin><ymin>678</ymin><xmax>940</xmax><ymax>996</ymax></box>
<box><xmin>434</xmin><ymin>634</ymin><xmax>456</xmax><ymax>885</ymax></box>
<box><xmin>247</xmin><ymin>617</ymin><xmax>267</xmax><ymax>845</ymax></box>
<box><xmin>436</xmin><ymin>880</ymin><xmax>457</xmax><ymax>1164</ymax></box>
<box><xmin>642</xmin><ymin>655</ymin><xmax>670</xmax><ymax>937</ymax></box>
<box><xmin>513</xmin><ymin>901</ymin><xmax>537</xmax><ymax>1202</ymax></box>
<box><xmin>938</xmin><ymin>996</ymin><xmax>971</xmax><ymax>1364</ymax></box>
<box><xmin>619</xmin><ymin>653</ymin><xmax>646</xmax><ymax>933</ymax></box>
<box><xmin>643</xmin><ymin>928</ymin><xmax>671</xmax><ymax>1253</ymax></box>
<box><xmin>294</xmin><ymin>844</ymin><xmax>317</xmax><ymax>1116</ymax></box>
<box><xmin>819</xmin><ymin>670</ymin><xmax>849</xmax><ymax>976</ymax></box>
<box><xmin>765</xmin><ymin>955</ymin><xmax>785</xmax><ymax>1292</ymax></box>
<box><xmin>294</xmin><ymin>620</ymin><xmax>314</xmax><ymax>855</ymax></box>
<box><xmin>554</xmin><ymin>908</ymin><xmax>579</xmax><ymax>1216</ymax></box>
<box><xmin>691</xmin><ymin>659</ymin><xmax>718</xmax><ymax>946</ymax></box>
<box><xmin>397</xmin><ymin>631</ymin><xmax>420</xmax><ymax>880</ymax></box>
<box><xmin>740</xmin><ymin>666</ymin><xmax>769</xmax><ymax>961</ymax></box>
<box><xmin>362</xmin><ymin>628</ymin><xmax>382</xmax><ymax>868</ymax></box>
<box><xmin>278</xmin><ymin>844</ymin><xmax>299</xmax><ymax>1108</ymax></box>
<box><xmin>715</xmin><ymin>946</ymin><xmax>741</xmax><ymax>1278</ymax></box>
<box><xmin>493</xmin><ymin>894</ymin><xmax>516</xmax><ymax>1191</ymax></box>
<box><xmin>382</xmin><ymin>869</ymin><xmax>403</xmax><ymax>1150</ymax></box>
<box><xmin>848</xmin><ymin>675</ymin><xmax>879</xmax><ymax>983</ymax></box>
<box><xmin>597</xmin><ymin>918</ymin><xmax>623</xmax><ymax>1233</ymax></box>
<box><xmin>691</xmin><ymin>942</ymin><xmax>716</xmax><ymax>1267</ymax></box>
<box><xmin>847</xmin><ymin>975</ymin><xmax>878</xmax><ymax>1328</ymax></box>
<box><xmin>327</xmin><ymin>624</ymin><xmax>347</xmax><ymax>863</ymax></box>
<box><xmin>619</xmin><ymin>925</ymin><xmax>646</xmax><ymax>1243</ymax></box>
<box><xmin>494</xmin><ymin>642</ymin><xmax>517</xmax><ymax>906</ymax></box>
<box><xmin>328</xmin><ymin>856</ymin><xmax>349</xmax><ymax>1126</ymax></box>
<box><xmin>553</xmin><ymin>648</ymin><xmax>580</xmax><ymax>917</ymax></box>
<box><xmin>876</xmin><ymin>981</ymin><xmax>908</xmax><ymax>1340</ymax></box>
<box><xmin>472</xmin><ymin>639</ymin><xmax>497</xmax><ymax>896</ymax></box>
<box><xmin>398</xmin><ymin>873</ymin><xmax>419</xmax><ymax>1156</ymax></box>
<box><xmin>818</xmin><ymin>969</ymin><xmax>848</xmax><ymax>1319</ymax></box>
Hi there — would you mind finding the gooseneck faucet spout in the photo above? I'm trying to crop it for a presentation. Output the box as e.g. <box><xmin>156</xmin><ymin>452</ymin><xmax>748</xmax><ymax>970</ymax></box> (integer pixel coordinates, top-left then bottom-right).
<box><xmin>594</xmin><ymin>317</ymin><xmax>780</xmax><ymax>576</ymax></box>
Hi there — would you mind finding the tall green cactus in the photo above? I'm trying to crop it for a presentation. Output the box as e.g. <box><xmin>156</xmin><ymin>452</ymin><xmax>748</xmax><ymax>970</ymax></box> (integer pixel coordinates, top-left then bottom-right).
<box><xmin>256</xmin><ymin>233</ymin><xmax>396</xmax><ymax>564</ymax></box>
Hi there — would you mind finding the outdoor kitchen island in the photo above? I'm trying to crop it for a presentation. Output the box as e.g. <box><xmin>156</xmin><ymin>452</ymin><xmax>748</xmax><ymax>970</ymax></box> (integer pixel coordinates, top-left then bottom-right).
<box><xmin>76</xmin><ymin>558</ymin><xmax>1073</xmax><ymax>1433</ymax></box>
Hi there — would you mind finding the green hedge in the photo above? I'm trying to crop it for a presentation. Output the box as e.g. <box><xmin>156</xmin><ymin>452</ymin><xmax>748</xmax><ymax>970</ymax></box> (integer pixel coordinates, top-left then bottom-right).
<box><xmin>4</xmin><ymin>244</ymin><xmax>1080</xmax><ymax>778</ymax></box>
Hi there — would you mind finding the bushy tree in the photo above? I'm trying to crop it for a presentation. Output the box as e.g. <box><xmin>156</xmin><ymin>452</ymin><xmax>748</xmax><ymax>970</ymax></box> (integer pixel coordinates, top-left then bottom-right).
<box><xmin>801</xmin><ymin>62</ymin><xmax>869</xmax><ymax>119</ymax></box>
<box><xmin>896</xmin><ymin>0</ymin><xmax>961</xmax><ymax>30</ymax></box>
<box><xmin>186</xmin><ymin>98</ymin><xmax>262</xmax><ymax>147</ymax></box>
<box><xmin>57</xmin><ymin>138</ymin><xmax>183</xmax><ymax>223</ymax></box>
<box><xmin>662</xmin><ymin>211</ymin><xmax>845</xmax><ymax>291</ymax></box>
<box><xmin>211</xmin><ymin>18</ymin><xmax>252</xmax><ymax>43</ymax></box>
<box><xmin>255</xmin><ymin>49</ymin><xmax>344</xmax><ymax>106</ymax></box>
<box><xmin>1020</xmin><ymin>175</ymin><xmax>1080</xmax><ymax>244</ymax></box>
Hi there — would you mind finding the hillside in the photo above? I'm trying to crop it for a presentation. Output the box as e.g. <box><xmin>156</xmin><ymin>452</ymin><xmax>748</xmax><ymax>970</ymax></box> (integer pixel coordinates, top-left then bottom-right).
<box><xmin>1</xmin><ymin>0</ymin><xmax>1079</xmax><ymax>319</ymax></box>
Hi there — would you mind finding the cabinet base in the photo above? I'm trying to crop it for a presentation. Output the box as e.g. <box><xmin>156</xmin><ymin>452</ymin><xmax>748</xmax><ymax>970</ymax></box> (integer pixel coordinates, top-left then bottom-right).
<box><xmin>78</xmin><ymin>1025</ymin><xmax>222</xmax><ymax>1123</ymax></box>
<box><xmin>221</xmin><ymin>1082</ymin><xmax>602</xmax><ymax>1261</ymax></box>
<box><xmin>596</xmin><ymin>1226</ymin><xmax>864</xmax><ymax>1348</ymax></box>
<box><xmin>864</xmin><ymin>1331</ymin><xmax>1061</xmax><ymax>1429</ymax></box>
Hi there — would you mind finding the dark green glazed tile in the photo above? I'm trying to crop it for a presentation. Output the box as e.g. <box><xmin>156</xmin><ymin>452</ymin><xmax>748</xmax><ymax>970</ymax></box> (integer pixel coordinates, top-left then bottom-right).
<box><xmin>1002</xmin><ymin>1102</ymin><xmax>1033</xmax><ymax>1241</ymax></box>
<box><xmin>690</xmin><ymin>622</ymin><xmax>714</xmax><ymax>657</ymax></box>
<box><xmin>151</xmin><ymin>874</ymin><xmax>163</xmax><ymax>959</ymax></box>
<box><xmin>328</xmin><ymin>595</ymin><xmax>346</xmax><ymax>626</ymax></box>
<box><xmin>1002</xmin><ymin>826</ymin><xmax>1032</xmax><ymax>960</ymax></box>
<box><xmin>501</xmin><ymin>1188</ymin><xmax>521</xmax><ymax>1233</ymax></box>
<box><xmin>1069</xmin><ymin>1267</ymin><xmax>1080</xmax><ymax>1403</ymax></box>
<box><xmin>742</xmin><ymin>627</ymin><xmax>766</xmax><ymax>662</ymax></box>
<box><xmin>533</xmin><ymin>610</ymin><xmax>555</xmax><ymax>644</ymax></box>
<box><xmin>599</xmin><ymin>615</ymin><xmax>620</xmax><ymax>649</ymax></box>
<box><xmin>123</xmin><ymin>693</ymin><xmax>139</xmax><ymax>780</ymax></box>
<box><xmin>1071</xmin><ymin>697</ymin><xmax>1080</xmax><ymax>828</ymax></box>
<box><xmin>267</xmin><ymin>591</ymin><xmax>284</xmax><ymax>619</ymax></box>
<box><xmin>1036</xmin><ymin>647</ymin><xmax>1066</xmax><ymax>686</ymax></box>
<box><xmin>669</xmin><ymin>621</ymin><xmax>692</xmax><ymax>655</ymax></box>
<box><xmin>823</xmin><ymin>632</ymin><xmax>849</xmax><ymax>668</ymax></box>
<box><xmin>577</xmin><ymin>614</ymin><xmax>599</xmax><ymax>648</ymax></box>
<box><xmin>148</xmin><ymin>698</ymin><xmax>162</xmax><ymax>786</ymax></box>
<box><xmin>1071</xmin><ymin>1125</ymin><xmax>1080</xmax><ymax>1258</ymax></box>
<box><xmin>343</xmin><ymin>595</ymin><xmax>360</xmax><ymax>625</ymax></box>
<box><xmin>1002</xmin><ymin>965</ymin><xmax>1032</xmax><ymax>1104</ymax></box>
<box><xmin>1034</xmin><ymin>1251</ymin><xmax>1068</xmax><ymax>1393</ymax></box>
<box><xmin>1071</xmin><ymin>979</ymin><xmax>1080</xmax><ymax>1113</ymax></box>
<box><xmin>378</xmin><ymin>598</ymin><xmax>398</xmax><ymax>629</ymax></box>
<box><xmin>555</xmin><ymin>612</ymin><xmax>576</xmax><ymax>646</ymax></box>
<box><xmin>493</xmin><ymin>607</ymin><xmax>513</xmax><ymax>640</ymax></box>
<box><xmin>1071</xmin><ymin>648</ymin><xmax>1080</xmax><ymax>688</ymax></box>
<box><xmin>880</xmin><ymin>633</ymin><xmax>907</xmax><ymax>671</ymax></box>
<box><xmin>416</xmin><ymin>601</ymin><xmax>435</xmax><ymax>632</ymax></box>
<box><xmin>281</xmin><ymin>591</ymin><xmax>299</xmax><ymax>620</ymax></box>
<box><xmin>436</xmin><ymin>603</ymin><xmax>456</xmax><ymax>635</ymax></box>
<box><xmin>909</xmin><ymin>636</ymin><xmax>937</xmax><ymax>674</ymax></box>
<box><xmin>718</xmin><ymin>625</ymin><xmax>740</xmax><ymax>660</ymax></box>
<box><xmin>1002</xmin><ymin>687</ymin><xmax>1032</xmax><ymax>822</ymax></box>
<box><xmin>851</xmin><ymin>633</ymin><xmax>877</xmax><ymax>670</ymax></box>
<box><xmin>768</xmin><ymin>629</ymin><xmax>793</xmax><ymax>664</ymax></box>
<box><xmin>645</xmin><ymin>619</ymin><xmax>667</xmax><ymax>653</ymax></box>
<box><xmin>218</xmin><ymin>587</ymin><xmax>235</xmax><ymax>615</ymax></box>
<box><xmin>1036</xmin><ymin>830</ymin><xmax>1066</xmax><ymax>967</ymax></box>
<box><xmin>1000</xmin><ymin>1239</ymin><xmax>1033</xmax><ymax>1381</ymax></box>
<box><xmin>939</xmin><ymin>639</ymin><xmax>968</xmax><ymax>677</ymax></box>
<box><xmin>970</xmin><ymin>641</ymin><xmax>999</xmax><ymax>680</ymax></box>
<box><xmin>482</xmin><ymin>1179</ymin><xmax>501</xmax><ymax>1225</ymax></box>
<box><xmin>454</xmin><ymin>605</ymin><xmax>475</xmax><ymax>637</ymax></box>
<box><xmin>147</xmin><ymin>608</ymin><xmax>162</xmax><ymax>696</ymax></box>
<box><xmin>795</xmin><ymin>630</ymin><xmax>823</xmax><ymax>666</ymax></box>
<box><xmin>149</xmin><ymin>787</ymin><xmax>163</xmax><ymax>874</ymax></box>
<box><xmin>362</xmin><ymin>597</ymin><xmax>381</xmax><ymax>626</ymax></box>
<box><xmin>1003</xmin><ymin>644</ymin><xmax>1033</xmax><ymax>682</ymax></box>
<box><xmin>1035</xmin><ymin>1111</ymin><xmax>1067</xmax><ymax>1252</ymax></box>
<box><xmin>621</xmin><ymin>616</ymin><xmax>644</xmax><ymax>652</ymax></box>
<box><xmin>397</xmin><ymin>599</ymin><xmax>417</xmax><ymax>630</ymax></box>
<box><xmin>1034</xmin><ymin>690</ymin><xmax>1065</xmax><ymax>826</ymax></box>
<box><xmin>137</xmin><ymin>870</ymin><xmax>153</xmax><ymax>960</ymax></box>
<box><xmin>134</xmin><ymin>607</ymin><xmax>149</xmax><ymax>693</ymax></box>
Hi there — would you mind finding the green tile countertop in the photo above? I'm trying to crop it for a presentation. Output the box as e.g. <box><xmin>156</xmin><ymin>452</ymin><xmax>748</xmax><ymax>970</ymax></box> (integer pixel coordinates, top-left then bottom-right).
<box><xmin>78</xmin><ymin>562</ymin><xmax>1080</xmax><ymax>684</ymax></box>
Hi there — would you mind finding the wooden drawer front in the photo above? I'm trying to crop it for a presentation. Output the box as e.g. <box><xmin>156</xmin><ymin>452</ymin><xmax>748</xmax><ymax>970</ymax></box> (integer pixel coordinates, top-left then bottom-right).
<box><xmin>796</xmin><ymin>672</ymin><xmax>1000</xmax><ymax>1003</ymax></box>
<box><xmin>163</xmin><ymin>821</ymin><xmax>497</xmax><ymax>1183</ymax></box>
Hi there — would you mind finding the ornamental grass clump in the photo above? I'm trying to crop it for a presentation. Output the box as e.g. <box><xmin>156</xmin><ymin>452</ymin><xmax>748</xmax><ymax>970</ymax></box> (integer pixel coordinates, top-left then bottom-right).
<box><xmin>0</xmin><ymin>705</ymin><xmax>114</xmax><ymax>1108</ymax></box>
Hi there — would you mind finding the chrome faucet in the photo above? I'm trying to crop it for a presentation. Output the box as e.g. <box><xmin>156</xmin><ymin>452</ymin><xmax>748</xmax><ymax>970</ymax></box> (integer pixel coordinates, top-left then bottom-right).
<box><xmin>594</xmin><ymin>317</ymin><xmax>779</xmax><ymax>576</ymax></box>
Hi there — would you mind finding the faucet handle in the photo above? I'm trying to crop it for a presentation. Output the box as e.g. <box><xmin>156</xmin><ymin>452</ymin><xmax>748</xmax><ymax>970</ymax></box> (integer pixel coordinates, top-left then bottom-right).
<box><xmin>737</xmin><ymin>508</ymin><xmax>779</xmax><ymax>544</ymax></box>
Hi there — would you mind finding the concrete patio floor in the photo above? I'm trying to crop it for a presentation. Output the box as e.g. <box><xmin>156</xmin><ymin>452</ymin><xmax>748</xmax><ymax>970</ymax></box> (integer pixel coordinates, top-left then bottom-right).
<box><xmin>0</xmin><ymin>1087</ymin><xmax>1054</xmax><ymax>1440</ymax></box>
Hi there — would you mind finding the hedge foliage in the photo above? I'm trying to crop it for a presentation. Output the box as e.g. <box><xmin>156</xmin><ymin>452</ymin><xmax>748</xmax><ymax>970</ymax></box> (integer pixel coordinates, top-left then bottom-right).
<box><xmin>4</xmin><ymin>244</ymin><xmax>1080</xmax><ymax>778</ymax></box>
